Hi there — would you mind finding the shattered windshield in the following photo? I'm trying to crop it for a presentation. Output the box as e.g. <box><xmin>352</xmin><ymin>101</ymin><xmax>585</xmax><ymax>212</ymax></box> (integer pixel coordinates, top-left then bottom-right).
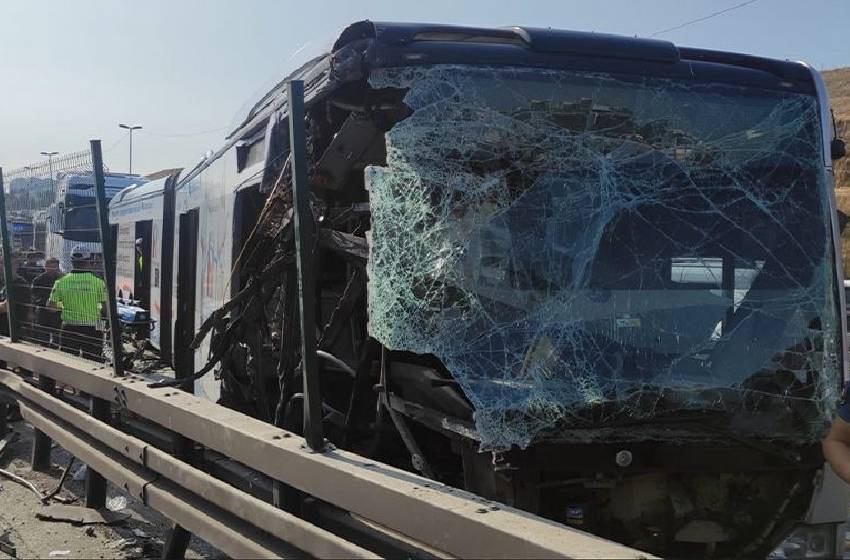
<box><xmin>365</xmin><ymin>65</ymin><xmax>841</xmax><ymax>449</ymax></box>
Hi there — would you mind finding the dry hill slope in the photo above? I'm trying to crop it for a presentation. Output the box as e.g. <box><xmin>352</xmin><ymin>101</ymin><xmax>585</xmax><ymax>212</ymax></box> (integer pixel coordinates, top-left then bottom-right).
<box><xmin>824</xmin><ymin>68</ymin><xmax>850</xmax><ymax>189</ymax></box>
<box><xmin>823</xmin><ymin>68</ymin><xmax>850</xmax><ymax>277</ymax></box>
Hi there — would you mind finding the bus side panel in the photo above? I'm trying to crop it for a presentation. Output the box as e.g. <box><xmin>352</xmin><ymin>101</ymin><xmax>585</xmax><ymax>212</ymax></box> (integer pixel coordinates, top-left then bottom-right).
<box><xmin>115</xmin><ymin>223</ymin><xmax>135</xmax><ymax>297</ymax></box>
<box><xmin>196</xmin><ymin>155</ymin><xmax>235</xmax><ymax>403</ymax></box>
<box><xmin>150</xmin><ymin>218</ymin><xmax>163</xmax><ymax>349</ymax></box>
<box><xmin>171</xmin><ymin>216</ymin><xmax>180</xmax><ymax>367</ymax></box>
<box><xmin>174</xmin><ymin>173</ymin><xmax>222</xmax><ymax>400</ymax></box>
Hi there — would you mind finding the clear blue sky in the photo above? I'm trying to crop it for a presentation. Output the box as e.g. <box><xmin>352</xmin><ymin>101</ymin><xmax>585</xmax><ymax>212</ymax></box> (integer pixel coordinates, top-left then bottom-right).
<box><xmin>0</xmin><ymin>0</ymin><xmax>847</xmax><ymax>175</ymax></box>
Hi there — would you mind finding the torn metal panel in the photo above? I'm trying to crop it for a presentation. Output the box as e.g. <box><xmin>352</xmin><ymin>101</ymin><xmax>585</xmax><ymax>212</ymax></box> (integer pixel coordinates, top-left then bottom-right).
<box><xmin>314</xmin><ymin>115</ymin><xmax>385</xmax><ymax>190</ymax></box>
<box><xmin>36</xmin><ymin>505</ymin><xmax>131</xmax><ymax>526</ymax></box>
<box><xmin>365</xmin><ymin>65</ymin><xmax>840</xmax><ymax>449</ymax></box>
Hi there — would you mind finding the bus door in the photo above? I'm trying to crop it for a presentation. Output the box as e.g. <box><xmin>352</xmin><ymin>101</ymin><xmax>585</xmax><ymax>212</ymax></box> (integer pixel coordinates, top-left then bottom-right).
<box><xmin>175</xmin><ymin>209</ymin><xmax>199</xmax><ymax>380</ymax></box>
<box><xmin>134</xmin><ymin>220</ymin><xmax>152</xmax><ymax>309</ymax></box>
<box><xmin>108</xmin><ymin>224</ymin><xmax>118</xmax><ymax>278</ymax></box>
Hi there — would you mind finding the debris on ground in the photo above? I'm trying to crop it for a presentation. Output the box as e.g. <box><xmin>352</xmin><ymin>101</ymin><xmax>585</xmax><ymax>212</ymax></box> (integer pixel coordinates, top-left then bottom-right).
<box><xmin>0</xmin><ymin>422</ymin><xmax>220</xmax><ymax>559</ymax></box>
<box><xmin>106</xmin><ymin>538</ymin><xmax>135</xmax><ymax>550</ymax></box>
<box><xmin>0</xmin><ymin>467</ymin><xmax>45</xmax><ymax>500</ymax></box>
<box><xmin>105</xmin><ymin>496</ymin><xmax>128</xmax><ymax>512</ymax></box>
<box><xmin>36</xmin><ymin>505</ymin><xmax>131</xmax><ymax>526</ymax></box>
<box><xmin>41</xmin><ymin>457</ymin><xmax>75</xmax><ymax>504</ymax></box>
<box><xmin>0</xmin><ymin>433</ymin><xmax>16</xmax><ymax>456</ymax></box>
<box><xmin>71</xmin><ymin>465</ymin><xmax>86</xmax><ymax>482</ymax></box>
<box><xmin>0</xmin><ymin>531</ymin><xmax>15</xmax><ymax>558</ymax></box>
<box><xmin>105</xmin><ymin>537</ymin><xmax>146</xmax><ymax>556</ymax></box>
<box><xmin>47</xmin><ymin>550</ymin><xmax>70</xmax><ymax>557</ymax></box>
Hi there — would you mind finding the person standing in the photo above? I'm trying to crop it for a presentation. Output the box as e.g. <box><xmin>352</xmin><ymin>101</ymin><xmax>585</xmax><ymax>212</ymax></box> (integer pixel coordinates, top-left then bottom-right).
<box><xmin>30</xmin><ymin>258</ymin><xmax>63</xmax><ymax>346</ymax></box>
<box><xmin>48</xmin><ymin>248</ymin><xmax>107</xmax><ymax>359</ymax></box>
<box><xmin>8</xmin><ymin>254</ymin><xmax>33</xmax><ymax>341</ymax></box>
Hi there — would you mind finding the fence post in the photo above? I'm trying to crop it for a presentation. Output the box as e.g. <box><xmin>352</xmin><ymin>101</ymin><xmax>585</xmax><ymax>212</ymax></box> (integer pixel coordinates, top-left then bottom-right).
<box><xmin>86</xmin><ymin>140</ymin><xmax>120</xmax><ymax>507</ymax></box>
<box><xmin>0</xmin><ymin>168</ymin><xmax>21</xmax><ymax>342</ymax></box>
<box><xmin>287</xmin><ymin>80</ymin><xmax>324</xmax><ymax>453</ymax></box>
<box><xmin>90</xmin><ymin>140</ymin><xmax>123</xmax><ymax>377</ymax></box>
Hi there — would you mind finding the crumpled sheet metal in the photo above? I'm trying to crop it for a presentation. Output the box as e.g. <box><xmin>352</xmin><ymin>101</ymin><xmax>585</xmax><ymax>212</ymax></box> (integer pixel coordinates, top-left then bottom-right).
<box><xmin>365</xmin><ymin>65</ymin><xmax>841</xmax><ymax>450</ymax></box>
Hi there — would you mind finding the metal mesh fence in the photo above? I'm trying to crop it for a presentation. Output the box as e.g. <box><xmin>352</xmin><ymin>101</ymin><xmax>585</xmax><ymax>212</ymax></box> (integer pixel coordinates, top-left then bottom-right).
<box><xmin>0</xmin><ymin>149</ymin><xmax>114</xmax><ymax>363</ymax></box>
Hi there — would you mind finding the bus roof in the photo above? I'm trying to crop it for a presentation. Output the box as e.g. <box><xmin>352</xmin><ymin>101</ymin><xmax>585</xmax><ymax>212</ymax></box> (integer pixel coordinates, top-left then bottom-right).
<box><xmin>182</xmin><ymin>20</ymin><xmax>819</xmax><ymax>185</ymax></box>
<box><xmin>109</xmin><ymin>176</ymin><xmax>168</xmax><ymax>209</ymax></box>
<box><xmin>236</xmin><ymin>20</ymin><xmax>814</xmax><ymax>135</ymax></box>
<box><xmin>59</xmin><ymin>172</ymin><xmax>147</xmax><ymax>190</ymax></box>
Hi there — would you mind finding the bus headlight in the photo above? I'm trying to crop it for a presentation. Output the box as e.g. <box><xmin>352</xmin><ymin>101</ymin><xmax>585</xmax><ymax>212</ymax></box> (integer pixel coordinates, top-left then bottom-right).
<box><xmin>770</xmin><ymin>524</ymin><xmax>842</xmax><ymax>559</ymax></box>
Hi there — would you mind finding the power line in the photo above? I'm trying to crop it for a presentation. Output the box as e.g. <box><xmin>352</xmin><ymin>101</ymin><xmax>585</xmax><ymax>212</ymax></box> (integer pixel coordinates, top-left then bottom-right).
<box><xmin>649</xmin><ymin>0</ymin><xmax>759</xmax><ymax>38</ymax></box>
<box><xmin>137</xmin><ymin>125</ymin><xmax>229</xmax><ymax>138</ymax></box>
<box><xmin>103</xmin><ymin>132</ymin><xmax>129</xmax><ymax>154</ymax></box>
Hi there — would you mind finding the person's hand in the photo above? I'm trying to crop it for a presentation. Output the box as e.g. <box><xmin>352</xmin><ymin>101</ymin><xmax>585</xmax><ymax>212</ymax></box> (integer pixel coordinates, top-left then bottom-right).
<box><xmin>823</xmin><ymin>416</ymin><xmax>850</xmax><ymax>483</ymax></box>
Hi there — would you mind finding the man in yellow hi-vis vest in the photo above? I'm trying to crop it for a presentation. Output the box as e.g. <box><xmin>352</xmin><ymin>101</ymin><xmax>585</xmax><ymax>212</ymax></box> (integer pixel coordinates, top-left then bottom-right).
<box><xmin>48</xmin><ymin>247</ymin><xmax>106</xmax><ymax>359</ymax></box>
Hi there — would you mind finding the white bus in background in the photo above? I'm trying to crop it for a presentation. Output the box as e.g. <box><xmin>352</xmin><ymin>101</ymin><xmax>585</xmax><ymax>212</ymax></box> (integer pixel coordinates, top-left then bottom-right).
<box><xmin>45</xmin><ymin>173</ymin><xmax>145</xmax><ymax>273</ymax></box>
<box><xmin>108</xmin><ymin>174</ymin><xmax>177</xmax><ymax>360</ymax></box>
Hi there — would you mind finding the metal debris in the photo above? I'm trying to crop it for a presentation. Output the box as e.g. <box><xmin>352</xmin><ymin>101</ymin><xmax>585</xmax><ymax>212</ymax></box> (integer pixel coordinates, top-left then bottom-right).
<box><xmin>0</xmin><ymin>530</ymin><xmax>16</xmax><ymax>558</ymax></box>
<box><xmin>36</xmin><ymin>504</ymin><xmax>131</xmax><ymax>526</ymax></box>
<box><xmin>41</xmin><ymin>456</ymin><xmax>75</xmax><ymax>505</ymax></box>
<box><xmin>0</xmin><ymin>431</ymin><xmax>16</xmax><ymax>456</ymax></box>
<box><xmin>105</xmin><ymin>537</ymin><xmax>137</xmax><ymax>550</ymax></box>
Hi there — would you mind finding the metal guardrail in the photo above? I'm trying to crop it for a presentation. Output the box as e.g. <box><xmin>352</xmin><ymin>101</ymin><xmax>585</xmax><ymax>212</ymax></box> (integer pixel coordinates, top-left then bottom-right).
<box><xmin>0</xmin><ymin>340</ymin><xmax>656</xmax><ymax>559</ymax></box>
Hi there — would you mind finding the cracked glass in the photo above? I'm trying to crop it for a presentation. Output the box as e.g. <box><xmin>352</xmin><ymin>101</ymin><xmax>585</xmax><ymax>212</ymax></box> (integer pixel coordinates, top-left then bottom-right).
<box><xmin>365</xmin><ymin>65</ymin><xmax>840</xmax><ymax>450</ymax></box>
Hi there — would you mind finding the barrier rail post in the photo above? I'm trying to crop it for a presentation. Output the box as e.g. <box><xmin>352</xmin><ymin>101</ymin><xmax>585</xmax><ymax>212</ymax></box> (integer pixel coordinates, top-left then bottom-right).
<box><xmin>31</xmin><ymin>375</ymin><xmax>55</xmax><ymax>470</ymax></box>
<box><xmin>84</xmin><ymin>395</ymin><xmax>109</xmax><ymax>507</ymax></box>
<box><xmin>287</xmin><ymin>80</ymin><xmax>324</xmax><ymax>453</ymax></box>
<box><xmin>0</xmin><ymin>169</ymin><xmax>20</xmax><ymax>342</ymax></box>
<box><xmin>90</xmin><ymin>140</ymin><xmax>124</xmax><ymax>377</ymax></box>
<box><xmin>162</xmin><ymin>394</ymin><xmax>197</xmax><ymax>557</ymax></box>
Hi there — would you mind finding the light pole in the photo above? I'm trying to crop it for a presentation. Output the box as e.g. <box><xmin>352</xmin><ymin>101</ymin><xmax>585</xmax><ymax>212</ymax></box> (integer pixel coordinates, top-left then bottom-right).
<box><xmin>118</xmin><ymin>123</ymin><xmax>142</xmax><ymax>174</ymax></box>
<box><xmin>23</xmin><ymin>165</ymin><xmax>35</xmax><ymax>249</ymax></box>
<box><xmin>40</xmin><ymin>151</ymin><xmax>58</xmax><ymax>191</ymax></box>
<box><xmin>24</xmin><ymin>165</ymin><xmax>35</xmax><ymax>196</ymax></box>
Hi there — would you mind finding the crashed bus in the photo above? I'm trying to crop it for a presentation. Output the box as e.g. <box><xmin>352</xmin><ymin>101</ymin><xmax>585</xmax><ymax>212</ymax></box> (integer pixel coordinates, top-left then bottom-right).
<box><xmin>109</xmin><ymin>22</ymin><xmax>848</xmax><ymax>557</ymax></box>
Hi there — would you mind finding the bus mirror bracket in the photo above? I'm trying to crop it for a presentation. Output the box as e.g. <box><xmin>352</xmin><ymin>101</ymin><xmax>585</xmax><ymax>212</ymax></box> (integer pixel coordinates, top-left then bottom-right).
<box><xmin>831</xmin><ymin>138</ymin><xmax>846</xmax><ymax>160</ymax></box>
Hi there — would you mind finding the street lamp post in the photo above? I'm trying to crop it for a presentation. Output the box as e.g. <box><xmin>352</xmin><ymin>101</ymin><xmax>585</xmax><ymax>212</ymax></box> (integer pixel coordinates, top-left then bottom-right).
<box><xmin>24</xmin><ymin>165</ymin><xmax>35</xmax><ymax>198</ymax></box>
<box><xmin>40</xmin><ymin>151</ymin><xmax>58</xmax><ymax>191</ymax></box>
<box><xmin>118</xmin><ymin>123</ymin><xmax>142</xmax><ymax>174</ymax></box>
<box><xmin>23</xmin><ymin>165</ymin><xmax>35</xmax><ymax>250</ymax></box>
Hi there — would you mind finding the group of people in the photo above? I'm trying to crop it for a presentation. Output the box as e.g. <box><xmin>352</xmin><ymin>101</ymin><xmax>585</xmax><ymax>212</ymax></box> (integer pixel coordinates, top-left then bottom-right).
<box><xmin>0</xmin><ymin>247</ymin><xmax>107</xmax><ymax>359</ymax></box>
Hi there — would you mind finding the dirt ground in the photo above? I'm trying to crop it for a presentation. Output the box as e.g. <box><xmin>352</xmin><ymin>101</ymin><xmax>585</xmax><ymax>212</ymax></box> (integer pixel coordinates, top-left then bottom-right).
<box><xmin>0</xmin><ymin>420</ymin><xmax>221</xmax><ymax>559</ymax></box>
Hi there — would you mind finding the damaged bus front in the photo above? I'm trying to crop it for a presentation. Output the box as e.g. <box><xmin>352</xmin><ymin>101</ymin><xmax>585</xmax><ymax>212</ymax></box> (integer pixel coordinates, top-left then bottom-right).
<box><xmin>188</xmin><ymin>22</ymin><xmax>849</xmax><ymax>557</ymax></box>
<box><xmin>360</xmin><ymin>27</ymin><xmax>847</xmax><ymax>556</ymax></box>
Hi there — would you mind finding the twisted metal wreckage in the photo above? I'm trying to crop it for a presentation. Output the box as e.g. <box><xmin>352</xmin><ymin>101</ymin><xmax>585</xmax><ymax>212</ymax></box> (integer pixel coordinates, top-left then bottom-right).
<box><xmin>130</xmin><ymin>21</ymin><xmax>847</xmax><ymax>556</ymax></box>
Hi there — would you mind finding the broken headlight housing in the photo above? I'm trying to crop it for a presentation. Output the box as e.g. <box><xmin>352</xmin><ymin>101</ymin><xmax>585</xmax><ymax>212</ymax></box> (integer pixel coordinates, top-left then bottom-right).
<box><xmin>769</xmin><ymin>523</ymin><xmax>844</xmax><ymax>559</ymax></box>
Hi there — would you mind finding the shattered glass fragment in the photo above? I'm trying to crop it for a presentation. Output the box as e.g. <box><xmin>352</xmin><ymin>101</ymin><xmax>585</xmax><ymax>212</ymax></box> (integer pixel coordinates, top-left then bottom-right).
<box><xmin>366</xmin><ymin>65</ymin><xmax>840</xmax><ymax>450</ymax></box>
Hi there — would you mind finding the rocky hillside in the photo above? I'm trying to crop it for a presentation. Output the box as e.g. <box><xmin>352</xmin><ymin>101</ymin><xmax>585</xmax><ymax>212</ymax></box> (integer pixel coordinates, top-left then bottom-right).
<box><xmin>824</xmin><ymin>68</ymin><xmax>850</xmax><ymax>277</ymax></box>
<box><xmin>824</xmin><ymin>68</ymin><xmax>850</xmax><ymax>189</ymax></box>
